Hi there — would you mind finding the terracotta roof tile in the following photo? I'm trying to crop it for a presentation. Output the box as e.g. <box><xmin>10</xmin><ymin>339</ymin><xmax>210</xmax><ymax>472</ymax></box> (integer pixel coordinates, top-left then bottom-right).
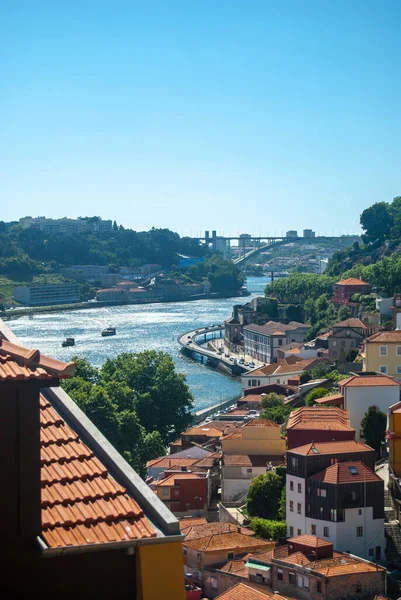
<box><xmin>156</xmin><ymin>472</ymin><xmax>203</xmax><ymax>486</ymax></box>
<box><xmin>366</xmin><ymin>330</ymin><xmax>401</xmax><ymax>343</ymax></box>
<box><xmin>287</xmin><ymin>407</ymin><xmax>351</xmax><ymax>431</ymax></box>
<box><xmin>0</xmin><ymin>355</ymin><xmax>54</xmax><ymax>381</ymax></box>
<box><xmin>310</xmin><ymin>461</ymin><xmax>381</xmax><ymax>484</ymax></box>
<box><xmin>314</xmin><ymin>394</ymin><xmax>344</xmax><ymax>405</ymax></box>
<box><xmin>289</xmin><ymin>440</ymin><xmax>373</xmax><ymax>456</ymax></box>
<box><xmin>178</xmin><ymin>517</ymin><xmax>208</xmax><ymax>531</ymax></box>
<box><xmin>214</xmin><ymin>582</ymin><xmax>290</xmax><ymax>600</ymax></box>
<box><xmin>287</xmin><ymin>534</ymin><xmax>332</xmax><ymax>547</ymax></box>
<box><xmin>332</xmin><ymin>318</ymin><xmax>367</xmax><ymax>329</ymax></box>
<box><xmin>184</xmin><ymin>531</ymin><xmax>270</xmax><ymax>552</ymax></box>
<box><xmin>243</xmin><ymin>418</ymin><xmax>280</xmax><ymax>428</ymax></box>
<box><xmin>0</xmin><ymin>339</ymin><xmax>75</xmax><ymax>377</ymax></box>
<box><xmin>336</xmin><ymin>278</ymin><xmax>369</xmax><ymax>286</ymax></box>
<box><xmin>39</xmin><ymin>391</ymin><xmax>156</xmax><ymax>547</ymax></box>
<box><xmin>182</xmin><ymin>522</ymin><xmax>254</xmax><ymax>540</ymax></box>
<box><xmin>340</xmin><ymin>374</ymin><xmax>399</xmax><ymax>387</ymax></box>
<box><xmin>223</xmin><ymin>454</ymin><xmax>284</xmax><ymax>467</ymax></box>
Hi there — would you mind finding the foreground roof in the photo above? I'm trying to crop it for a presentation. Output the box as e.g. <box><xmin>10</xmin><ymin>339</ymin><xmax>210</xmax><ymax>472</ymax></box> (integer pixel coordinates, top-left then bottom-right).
<box><xmin>366</xmin><ymin>330</ymin><xmax>401</xmax><ymax>343</ymax></box>
<box><xmin>40</xmin><ymin>393</ymin><xmax>156</xmax><ymax>547</ymax></box>
<box><xmin>0</xmin><ymin>338</ymin><xmax>75</xmax><ymax>377</ymax></box>
<box><xmin>289</xmin><ymin>440</ymin><xmax>373</xmax><ymax>456</ymax></box>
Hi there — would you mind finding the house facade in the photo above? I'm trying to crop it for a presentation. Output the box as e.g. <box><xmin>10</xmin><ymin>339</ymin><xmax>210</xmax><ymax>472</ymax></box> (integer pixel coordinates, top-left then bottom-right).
<box><xmin>340</xmin><ymin>373</ymin><xmax>400</xmax><ymax>440</ymax></box>
<box><xmin>363</xmin><ymin>331</ymin><xmax>401</xmax><ymax>380</ymax></box>
<box><xmin>328</xmin><ymin>318</ymin><xmax>367</xmax><ymax>363</ymax></box>
<box><xmin>221</xmin><ymin>455</ymin><xmax>278</xmax><ymax>503</ymax></box>
<box><xmin>243</xmin><ymin>321</ymin><xmax>310</xmax><ymax>364</ymax></box>
<box><xmin>332</xmin><ymin>278</ymin><xmax>370</xmax><ymax>305</ymax></box>
<box><xmin>221</xmin><ymin>419</ymin><xmax>286</xmax><ymax>458</ymax></box>
<box><xmin>286</xmin><ymin>441</ymin><xmax>385</xmax><ymax>561</ymax></box>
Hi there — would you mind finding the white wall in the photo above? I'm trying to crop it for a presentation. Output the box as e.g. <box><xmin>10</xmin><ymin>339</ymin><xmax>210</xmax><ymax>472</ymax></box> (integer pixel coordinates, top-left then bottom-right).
<box><xmin>286</xmin><ymin>474</ymin><xmax>307</xmax><ymax>536</ymax></box>
<box><xmin>304</xmin><ymin>507</ymin><xmax>385</xmax><ymax>562</ymax></box>
<box><xmin>343</xmin><ymin>385</ymin><xmax>400</xmax><ymax>440</ymax></box>
<box><xmin>222</xmin><ymin>466</ymin><xmax>267</xmax><ymax>502</ymax></box>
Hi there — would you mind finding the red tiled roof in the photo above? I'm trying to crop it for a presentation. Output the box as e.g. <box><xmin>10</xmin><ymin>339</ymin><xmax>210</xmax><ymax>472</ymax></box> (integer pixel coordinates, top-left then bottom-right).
<box><xmin>0</xmin><ymin>339</ymin><xmax>75</xmax><ymax>378</ymax></box>
<box><xmin>340</xmin><ymin>374</ymin><xmax>399</xmax><ymax>387</ymax></box>
<box><xmin>243</xmin><ymin>418</ymin><xmax>280</xmax><ymax>428</ymax></box>
<box><xmin>287</xmin><ymin>407</ymin><xmax>351</xmax><ymax>431</ymax></box>
<box><xmin>182</xmin><ymin>425</ymin><xmax>223</xmax><ymax>437</ymax></box>
<box><xmin>39</xmin><ymin>394</ymin><xmax>156</xmax><ymax>547</ymax></box>
<box><xmin>182</xmin><ymin>522</ymin><xmax>254</xmax><ymax>540</ymax></box>
<box><xmin>287</xmin><ymin>534</ymin><xmax>333</xmax><ymax>547</ymax></box>
<box><xmin>155</xmin><ymin>472</ymin><xmax>203</xmax><ymax>487</ymax></box>
<box><xmin>366</xmin><ymin>330</ymin><xmax>401</xmax><ymax>343</ymax></box>
<box><xmin>184</xmin><ymin>531</ymin><xmax>270</xmax><ymax>552</ymax></box>
<box><xmin>309</xmin><ymin>461</ymin><xmax>380</xmax><ymax>484</ymax></box>
<box><xmin>289</xmin><ymin>440</ymin><xmax>372</xmax><ymax>456</ymax></box>
<box><xmin>214</xmin><ymin>582</ymin><xmax>291</xmax><ymax>600</ymax></box>
<box><xmin>222</xmin><ymin>454</ymin><xmax>284</xmax><ymax>467</ymax></box>
<box><xmin>178</xmin><ymin>517</ymin><xmax>207</xmax><ymax>531</ymax></box>
<box><xmin>146</xmin><ymin>457</ymin><xmax>197</xmax><ymax>469</ymax></box>
<box><xmin>0</xmin><ymin>354</ymin><xmax>54</xmax><ymax>381</ymax></box>
<box><xmin>314</xmin><ymin>394</ymin><xmax>344</xmax><ymax>405</ymax></box>
<box><xmin>335</xmin><ymin>278</ymin><xmax>369</xmax><ymax>286</ymax></box>
<box><xmin>332</xmin><ymin>318</ymin><xmax>367</xmax><ymax>329</ymax></box>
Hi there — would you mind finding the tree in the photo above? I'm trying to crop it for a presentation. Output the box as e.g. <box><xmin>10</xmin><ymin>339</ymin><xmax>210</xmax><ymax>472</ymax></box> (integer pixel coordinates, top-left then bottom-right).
<box><xmin>260</xmin><ymin>393</ymin><xmax>285</xmax><ymax>409</ymax></box>
<box><xmin>285</xmin><ymin>304</ymin><xmax>303</xmax><ymax>322</ymax></box>
<box><xmin>249</xmin><ymin>518</ymin><xmax>286</xmax><ymax>540</ymax></box>
<box><xmin>360</xmin><ymin>202</ymin><xmax>393</xmax><ymax>244</ymax></box>
<box><xmin>246</xmin><ymin>471</ymin><xmax>284</xmax><ymax>519</ymax></box>
<box><xmin>361</xmin><ymin>405</ymin><xmax>387</xmax><ymax>453</ymax></box>
<box><xmin>305</xmin><ymin>387</ymin><xmax>330</xmax><ymax>406</ymax></box>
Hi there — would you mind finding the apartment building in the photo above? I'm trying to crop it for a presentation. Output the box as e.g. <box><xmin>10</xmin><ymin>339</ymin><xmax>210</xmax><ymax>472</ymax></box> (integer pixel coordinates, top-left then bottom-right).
<box><xmin>243</xmin><ymin>321</ymin><xmax>310</xmax><ymax>364</ymax></box>
<box><xmin>20</xmin><ymin>216</ymin><xmax>112</xmax><ymax>234</ymax></box>
<box><xmin>14</xmin><ymin>283</ymin><xmax>80</xmax><ymax>306</ymax></box>
<box><xmin>286</xmin><ymin>406</ymin><xmax>355</xmax><ymax>450</ymax></box>
<box><xmin>286</xmin><ymin>440</ymin><xmax>385</xmax><ymax>561</ymax></box>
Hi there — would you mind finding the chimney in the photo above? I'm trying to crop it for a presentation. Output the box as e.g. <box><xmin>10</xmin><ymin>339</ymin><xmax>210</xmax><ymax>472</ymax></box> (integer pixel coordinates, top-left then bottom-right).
<box><xmin>0</xmin><ymin>371</ymin><xmax>59</xmax><ymax>545</ymax></box>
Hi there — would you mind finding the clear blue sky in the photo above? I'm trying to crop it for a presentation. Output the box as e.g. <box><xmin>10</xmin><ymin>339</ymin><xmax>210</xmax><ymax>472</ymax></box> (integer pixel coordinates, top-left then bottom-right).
<box><xmin>1</xmin><ymin>1</ymin><xmax>401</xmax><ymax>236</ymax></box>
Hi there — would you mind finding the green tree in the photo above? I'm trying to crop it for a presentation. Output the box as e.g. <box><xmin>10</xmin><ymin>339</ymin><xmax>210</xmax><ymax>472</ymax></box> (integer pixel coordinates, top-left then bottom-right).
<box><xmin>277</xmin><ymin>487</ymin><xmax>286</xmax><ymax>521</ymax></box>
<box><xmin>361</xmin><ymin>405</ymin><xmax>387</xmax><ymax>453</ymax></box>
<box><xmin>249</xmin><ymin>518</ymin><xmax>287</xmax><ymax>540</ymax></box>
<box><xmin>305</xmin><ymin>387</ymin><xmax>330</xmax><ymax>406</ymax></box>
<box><xmin>360</xmin><ymin>202</ymin><xmax>393</xmax><ymax>244</ymax></box>
<box><xmin>246</xmin><ymin>471</ymin><xmax>284</xmax><ymax>519</ymax></box>
<box><xmin>285</xmin><ymin>304</ymin><xmax>303</xmax><ymax>322</ymax></box>
<box><xmin>260</xmin><ymin>393</ymin><xmax>285</xmax><ymax>409</ymax></box>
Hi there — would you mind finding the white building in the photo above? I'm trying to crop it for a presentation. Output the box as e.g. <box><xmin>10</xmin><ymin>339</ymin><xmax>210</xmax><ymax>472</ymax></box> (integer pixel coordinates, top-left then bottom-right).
<box><xmin>14</xmin><ymin>283</ymin><xmax>80</xmax><ymax>306</ymax></box>
<box><xmin>221</xmin><ymin>455</ymin><xmax>277</xmax><ymax>503</ymax></box>
<box><xmin>286</xmin><ymin>440</ymin><xmax>385</xmax><ymax>562</ymax></box>
<box><xmin>340</xmin><ymin>373</ymin><xmax>400</xmax><ymax>440</ymax></box>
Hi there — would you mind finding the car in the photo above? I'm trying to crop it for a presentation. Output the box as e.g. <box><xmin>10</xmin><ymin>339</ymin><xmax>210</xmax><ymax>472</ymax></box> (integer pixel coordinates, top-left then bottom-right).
<box><xmin>244</xmin><ymin>362</ymin><xmax>249</xmax><ymax>367</ymax></box>
<box><xmin>249</xmin><ymin>362</ymin><xmax>256</xmax><ymax>368</ymax></box>
<box><xmin>224</xmin><ymin>353</ymin><xmax>229</xmax><ymax>358</ymax></box>
<box><xmin>239</xmin><ymin>358</ymin><xmax>244</xmax><ymax>364</ymax></box>
<box><xmin>186</xmin><ymin>340</ymin><xmax>192</xmax><ymax>345</ymax></box>
<box><xmin>229</xmin><ymin>357</ymin><xmax>234</xmax><ymax>361</ymax></box>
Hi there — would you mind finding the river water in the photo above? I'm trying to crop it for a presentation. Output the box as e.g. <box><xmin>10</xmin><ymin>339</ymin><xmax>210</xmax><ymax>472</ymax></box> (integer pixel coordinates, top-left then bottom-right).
<box><xmin>10</xmin><ymin>276</ymin><xmax>270</xmax><ymax>411</ymax></box>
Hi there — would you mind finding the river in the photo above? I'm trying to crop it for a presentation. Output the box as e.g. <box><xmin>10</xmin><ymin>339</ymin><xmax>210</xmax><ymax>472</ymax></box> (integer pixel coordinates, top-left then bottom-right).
<box><xmin>10</xmin><ymin>276</ymin><xmax>270</xmax><ymax>411</ymax></box>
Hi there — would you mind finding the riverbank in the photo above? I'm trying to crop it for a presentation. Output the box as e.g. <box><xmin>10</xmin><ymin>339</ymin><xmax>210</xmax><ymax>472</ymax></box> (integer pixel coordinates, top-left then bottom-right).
<box><xmin>0</xmin><ymin>289</ymin><xmax>251</xmax><ymax>321</ymax></box>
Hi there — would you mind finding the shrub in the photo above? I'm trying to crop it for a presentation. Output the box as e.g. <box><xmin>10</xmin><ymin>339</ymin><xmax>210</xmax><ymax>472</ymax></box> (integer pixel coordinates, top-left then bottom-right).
<box><xmin>249</xmin><ymin>518</ymin><xmax>287</xmax><ymax>540</ymax></box>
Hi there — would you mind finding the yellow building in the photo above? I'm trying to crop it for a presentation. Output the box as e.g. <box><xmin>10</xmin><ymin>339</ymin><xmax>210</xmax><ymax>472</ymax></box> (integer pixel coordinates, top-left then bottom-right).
<box><xmin>363</xmin><ymin>330</ymin><xmax>401</xmax><ymax>380</ymax></box>
<box><xmin>388</xmin><ymin>402</ymin><xmax>401</xmax><ymax>477</ymax></box>
<box><xmin>221</xmin><ymin>419</ymin><xmax>286</xmax><ymax>456</ymax></box>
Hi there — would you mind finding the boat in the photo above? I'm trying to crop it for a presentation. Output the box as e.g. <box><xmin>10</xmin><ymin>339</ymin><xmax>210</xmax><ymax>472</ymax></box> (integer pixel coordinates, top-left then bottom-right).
<box><xmin>62</xmin><ymin>337</ymin><xmax>75</xmax><ymax>347</ymax></box>
<box><xmin>101</xmin><ymin>327</ymin><xmax>116</xmax><ymax>337</ymax></box>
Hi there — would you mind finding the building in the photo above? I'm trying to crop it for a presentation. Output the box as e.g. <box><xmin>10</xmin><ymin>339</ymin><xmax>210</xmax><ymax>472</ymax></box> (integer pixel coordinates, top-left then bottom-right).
<box><xmin>327</xmin><ymin>318</ymin><xmax>368</xmax><ymax>363</ymax></box>
<box><xmin>221</xmin><ymin>454</ymin><xmax>281</xmax><ymax>503</ymax></box>
<box><xmin>14</xmin><ymin>283</ymin><xmax>80</xmax><ymax>306</ymax></box>
<box><xmin>225</xmin><ymin>297</ymin><xmax>274</xmax><ymax>350</ymax></box>
<box><xmin>213</xmin><ymin>583</ymin><xmax>291</xmax><ymax>600</ymax></box>
<box><xmin>388</xmin><ymin>401</ymin><xmax>401</xmax><ymax>477</ymax></box>
<box><xmin>19</xmin><ymin>216</ymin><xmax>113</xmax><ymax>235</ymax></box>
<box><xmin>332</xmin><ymin>278</ymin><xmax>370</xmax><ymax>305</ymax></box>
<box><xmin>286</xmin><ymin>440</ymin><xmax>385</xmax><ymax>561</ymax></box>
<box><xmin>340</xmin><ymin>373</ymin><xmax>401</xmax><ymax>440</ymax></box>
<box><xmin>246</xmin><ymin>536</ymin><xmax>385</xmax><ymax>600</ymax></box>
<box><xmin>0</xmin><ymin>325</ymin><xmax>187</xmax><ymax>598</ymax></box>
<box><xmin>241</xmin><ymin>357</ymin><xmax>329</xmax><ymax>392</ymax></box>
<box><xmin>303</xmin><ymin>229</ymin><xmax>316</xmax><ymax>238</ymax></box>
<box><xmin>155</xmin><ymin>472</ymin><xmax>210</xmax><ymax>515</ymax></box>
<box><xmin>363</xmin><ymin>330</ymin><xmax>401</xmax><ymax>380</ymax></box>
<box><xmin>59</xmin><ymin>264</ymin><xmax>110</xmax><ymax>282</ymax></box>
<box><xmin>221</xmin><ymin>419</ymin><xmax>286</xmax><ymax>458</ymax></box>
<box><xmin>243</xmin><ymin>321</ymin><xmax>310</xmax><ymax>364</ymax></box>
<box><xmin>183</xmin><ymin>530</ymin><xmax>273</xmax><ymax>588</ymax></box>
<box><xmin>286</xmin><ymin>231</ymin><xmax>298</xmax><ymax>238</ymax></box>
<box><xmin>286</xmin><ymin>407</ymin><xmax>355</xmax><ymax>450</ymax></box>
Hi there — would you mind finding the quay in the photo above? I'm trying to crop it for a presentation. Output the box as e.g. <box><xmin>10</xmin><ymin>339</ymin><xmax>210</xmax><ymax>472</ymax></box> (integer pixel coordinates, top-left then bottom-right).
<box><xmin>177</xmin><ymin>324</ymin><xmax>250</xmax><ymax>376</ymax></box>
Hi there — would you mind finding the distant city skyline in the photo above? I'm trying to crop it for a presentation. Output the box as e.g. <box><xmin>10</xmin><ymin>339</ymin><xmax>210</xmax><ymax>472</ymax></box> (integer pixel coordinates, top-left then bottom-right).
<box><xmin>2</xmin><ymin>1</ymin><xmax>401</xmax><ymax>235</ymax></box>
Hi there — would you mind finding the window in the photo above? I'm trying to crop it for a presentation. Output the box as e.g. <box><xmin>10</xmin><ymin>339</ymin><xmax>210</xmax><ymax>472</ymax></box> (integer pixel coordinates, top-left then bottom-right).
<box><xmin>317</xmin><ymin>488</ymin><xmax>326</xmax><ymax>497</ymax></box>
<box><xmin>304</xmin><ymin>576</ymin><xmax>310</xmax><ymax>591</ymax></box>
<box><xmin>184</xmin><ymin>549</ymin><xmax>188</xmax><ymax>556</ymax></box>
<box><xmin>369</xmin><ymin>548</ymin><xmax>374</xmax><ymax>557</ymax></box>
<box><xmin>379</xmin><ymin>365</ymin><xmax>388</xmax><ymax>374</ymax></box>
<box><xmin>278</xmin><ymin>339</ymin><xmax>283</xmax><ymax>346</ymax></box>
<box><xmin>333</xmin><ymin>340</ymin><xmax>337</xmax><ymax>347</ymax></box>
<box><xmin>297</xmin><ymin>483</ymin><xmax>302</xmax><ymax>493</ymax></box>
<box><xmin>289</xmin><ymin>572</ymin><xmax>296</xmax><ymax>584</ymax></box>
<box><xmin>323</xmin><ymin>527</ymin><xmax>329</xmax><ymax>537</ymax></box>
<box><xmin>356</xmin><ymin>583</ymin><xmax>362</xmax><ymax>593</ymax></box>
<box><xmin>317</xmin><ymin>581</ymin><xmax>322</xmax><ymax>593</ymax></box>
<box><xmin>228</xmin><ymin>552</ymin><xmax>234</xmax><ymax>560</ymax></box>
<box><xmin>320</xmin><ymin>507</ymin><xmax>324</xmax><ymax>516</ymax></box>
<box><xmin>359</xmin><ymin>509</ymin><xmax>362</xmax><ymax>515</ymax></box>
<box><xmin>297</xmin><ymin>529</ymin><xmax>302</xmax><ymax>536</ymax></box>
<box><xmin>289</xmin><ymin>526</ymin><xmax>294</xmax><ymax>536</ymax></box>
<box><xmin>248</xmin><ymin>380</ymin><xmax>251</xmax><ymax>387</ymax></box>
<box><xmin>349</xmin><ymin>466</ymin><xmax>359</xmax><ymax>475</ymax></box>
<box><xmin>330</xmin><ymin>457</ymin><xmax>338</xmax><ymax>465</ymax></box>
<box><xmin>211</xmin><ymin>577</ymin><xmax>218</xmax><ymax>589</ymax></box>
<box><xmin>397</xmin><ymin>365</ymin><xmax>401</xmax><ymax>375</ymax></box>
<box><xmin>380</xmin><ymin>345</ymin><xmax>388</xmax><ymax>356</ymax></box>
<box><xmin>297</xmin><ymin>575</ymin><xmax>303</xmax><ymax>587</ymax></box>
<box><xmin>197</xmin><ymin>552</ymin><xmax>201</xmax><ymax>559</ymax></box>
<box><xmin>356</xmin><ymin>526</ymin><xmax>363</xmax><ymax>537</ymax></box>
<box><xmin>290</xmin><ymin>480</ymin><xmax>294</xmax><ymax>491</ymax></box>
<box><xmin>251</xmin><ymin>379</ymin><xmax>257</xmax><ymax>386</ymax></box>
<box><xmin>297</xmin><ymin>503</ymin><xmax>302</xmax><ymax>514</ymax></box>
<box><xmin>162</xmin><ymin>488</ymin><xmax>169</xmax><ymax>498</ymax></box>
<box><xmin>397</xmin><ymin>346</ymin><xmax>401</xmax><ymax>356</ymax></box>
<box><xmin>311</xmin><ymin>524</ymin><xmax>316</xmax><ymax>535</ymax></box>
<box><xmin>277</xmin><ymin>568</ymin><xmax>283</xmax><ymax>581</ymax></box>
<box><xmin>331</xmin><ymin>509</ymin><xmax>344</xmax><ymax>522</ymax></box>
<box><xmin>247</xmin><ymin>468</ymin><xmax>252</xmax><ymax>473</ymax></box>
<box><xmin>290</xmin><ymin>500</ymin><xmax>294</xmax><ymax>512</ymax></box>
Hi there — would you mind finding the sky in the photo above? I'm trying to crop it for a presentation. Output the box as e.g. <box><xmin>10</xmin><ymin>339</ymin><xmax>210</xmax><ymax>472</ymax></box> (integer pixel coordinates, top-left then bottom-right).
<box><xmin>1</xmin><ymin>1</ymin><xmax>401</xmax><ymax>237</ymax></box>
